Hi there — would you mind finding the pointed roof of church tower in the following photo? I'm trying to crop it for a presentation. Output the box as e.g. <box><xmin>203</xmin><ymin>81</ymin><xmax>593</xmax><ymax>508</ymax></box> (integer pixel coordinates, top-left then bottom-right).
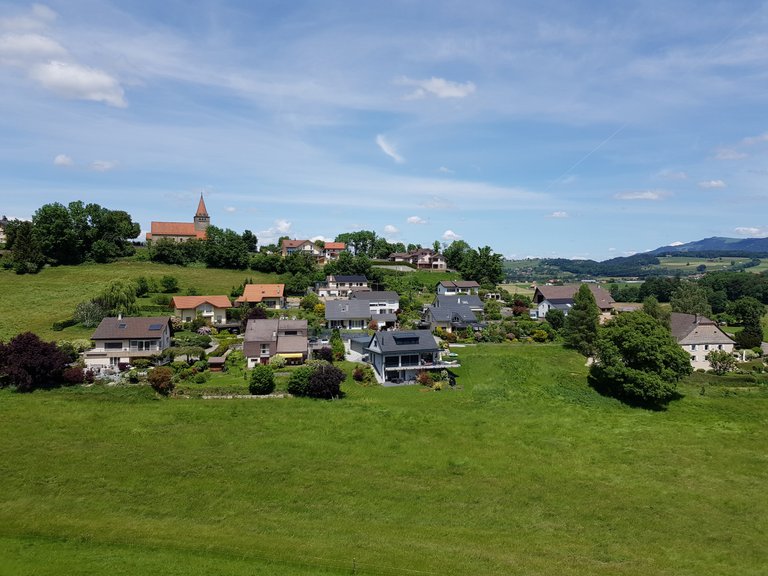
<box><xmin>196</xmin><ymin>194</ymin><xmax>209</xmax><ymax>217</ymax></box>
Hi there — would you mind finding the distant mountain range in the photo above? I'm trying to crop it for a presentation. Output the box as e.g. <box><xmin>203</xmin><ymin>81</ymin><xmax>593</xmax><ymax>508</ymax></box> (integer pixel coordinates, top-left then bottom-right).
<box><xmin>647</xmin><ymin>236</ymin><xmax>768</xmax><ymax>256</ymax></box>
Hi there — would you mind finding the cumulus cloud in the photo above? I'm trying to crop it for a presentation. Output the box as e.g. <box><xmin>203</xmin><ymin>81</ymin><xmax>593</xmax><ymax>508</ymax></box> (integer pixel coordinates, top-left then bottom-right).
<box><xmin>397</xmin><ymin>76</ymin><xmax>476</xmax><ymax>100</ymax></box>
<box><xmin>89</xmin><ymin>160</ymin><xmax>116</xmax><ymax>172</ymax></box>
<box><xmin>614</xmin><ymin>190</ymin><xmax>664</xmax><ymax>200</ymax></box>
<box><xmin>442</xmin><ymin>229</ymin><xmax>462</xmax><ymax>241</ymax></box>
<box><xmin>656</xmin><ymin>169</ymin><xmax>688</xmax><ymax>180</ymax></box>
<box><xmin>29</xmin><ymin>61</ymin><xmax>126</xmax><ymax>107</ymax></box>
<box><xmin>257</xmin><ymin>219</ymin><xmax>293</xmax><ymax>245</ymax></box>
<box><xmin>53</xmin><ymin>153</ymin><xmax>72</xmax><ymax>166</ymax></box>
<box><xmin>714</xmin><ymin>148</ymin><xmax>747</xmax><ymax>160</ymax></box>
<box><xmin>548</xmin><ymin>211</ymin><xmax>569</xmax><ymax>218</ymax></box>
<box><xmin>698</xmin><ymin>180</ymin><xmax>726</xmax><ymax>189</ymax></box>
<box><xmin>383</xmin><ymin>224</ymin><xmax>399</xmax><ymax>235</ymax></box>
<box><xmin>275</xmin><ymin>219</ymin><xmax>292</xmax><ymax>233</ymax></box>
<box><xmin>406</xmin><ymin>215</ymin><xmax>427</xmax><ymax>225</ymax></box>
<box><xmin>375</xmin><ymin>134</ymin><xmax>404</xmax><ymax>164</ymax></box>
<box><xmin>734</xmin><ymin>227</ymin><xmax>767</xmax><ymax>236</ymax></box>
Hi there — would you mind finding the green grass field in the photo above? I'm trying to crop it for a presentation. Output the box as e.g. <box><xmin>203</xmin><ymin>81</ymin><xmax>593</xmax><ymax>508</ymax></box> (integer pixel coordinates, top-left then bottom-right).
<box><xmin>657</xmin><ymin>256</ymin><xmax>768</xmax><ymax>273</ymax></box>
<box><xmin>2</xmin><ymin>344</ymin><xmax>767</xmax><ymax>575</ymax></box>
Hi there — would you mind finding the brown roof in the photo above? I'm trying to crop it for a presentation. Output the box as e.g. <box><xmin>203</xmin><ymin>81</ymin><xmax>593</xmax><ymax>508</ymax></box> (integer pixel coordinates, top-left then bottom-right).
<box><xmin>276</xmin><ymin>335</ymin><xmax>308</xmax><ymax>354</ymax></box>
<box><xmin>171</xmin><ymin>295</ymin><xmax>231</xmax><ymax>309</ymax></box>
<box><xmin>535</xmin><ymin>284</ymin><xmax>615</xmax><ymax>310</ymax></box>
<box><xmin>670</xmin><ymin>313</ymin><xmax>735</xmax><ymax>345</ymax></box>
<box><xmin>324</xmin><ymin>242</ymin><xmax>345</xmax><ymax>250</ymax></box>
<box><xmin>236</xmin><ymin>284</ymin><xmax>285</xmax><ymax>303</ymax></box>
<box><xmin>196</xmin><ymin>195</ymin><xmax>208</xmax><ymax>217</ymax></box>
<box><xmin>281</xmin><ymin>239</ymin><xmax>310</xmax><ymax>249</ymax></box>
<box><xmin>91</xmin><ymin>316</ymin><xmax>171</xmax><ymax>340</ymax></box>
<box><xmin>148</xmin><ymin>221</ymin><xmax>206</xmax><ymax>239</ymax></box>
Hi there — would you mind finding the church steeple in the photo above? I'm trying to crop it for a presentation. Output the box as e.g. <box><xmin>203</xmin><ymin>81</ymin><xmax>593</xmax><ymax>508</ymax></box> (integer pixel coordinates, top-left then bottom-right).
<box><xmin>194</xmin><ymin>194</ymin><xmax>210</xmax><ymax>232</ymax></box>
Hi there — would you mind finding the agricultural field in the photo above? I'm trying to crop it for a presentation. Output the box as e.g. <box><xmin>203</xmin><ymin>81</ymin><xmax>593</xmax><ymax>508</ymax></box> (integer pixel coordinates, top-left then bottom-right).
<box><xmin>1</xmin><ymin>344</ymin><xmax>767</xmax><ymax>575</ymax></box>
<box><xmin>657</xmin><ymin>256</ymin><xmax>768</xmax><ymax>273</ymax></box>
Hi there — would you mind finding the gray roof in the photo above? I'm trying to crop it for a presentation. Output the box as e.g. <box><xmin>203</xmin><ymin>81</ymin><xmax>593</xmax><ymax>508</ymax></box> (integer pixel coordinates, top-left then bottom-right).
<box><xmin>325</xmin><ymin>299</ymin><xmax>371</xmax><ymax>320</ymax></box>
<box><xmin>435</xmin><ymin>294</ymin><xmax>483</xmax><ymax>310</ymax></box>
<box><xmin>439</xmin><ymin>280</ymin><xmax>480</xmax><ymax>289</ymax></box>
<box><xmin>91</xmin><ymin>316</ymin><xmax>171</xmax><ymax>340</ymax></box>
<box><xmin>534</xmin><ymin>284</ymin><xmax>615</xmax><ymax>310</ymax></box>
<box><xmin>367</xmin><ymin>330</ymin><xmax>438</xmax><ymax>354</ymax></box>
<box><xmin>670</xmin><ymin>313</ymin><xmax>735</xmax><ymax>345</ymax></box>
<box><xmin>244</xmin><ymin>318</ymin><xmax>279</xmax><ymax>342</ymax></box>
<box><xmin>427</xmin><ymin>303</ymin><xmax>477</xmax><ymax>323</ymax></box>
<box><xmin>350</xmin><ymin>290</ymin><xmax>399</xmax><ymax>301</ymax></box>
<box><xmin>276</xmin><ymin>335</ymin><xmax>308</xmax><ymax>354</ymax></box>
<box><xmin>330</xmin><ymin>275</ymin><xmax>368</xmax><ymax>283</ymax></box>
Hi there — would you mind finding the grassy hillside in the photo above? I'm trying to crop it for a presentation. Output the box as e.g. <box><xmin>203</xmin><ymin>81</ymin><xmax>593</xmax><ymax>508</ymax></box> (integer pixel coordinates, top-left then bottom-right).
<box><xmin>1</xmin><ymin>345</ymin><xmax>766</xmax><ymax>575</ymax></box>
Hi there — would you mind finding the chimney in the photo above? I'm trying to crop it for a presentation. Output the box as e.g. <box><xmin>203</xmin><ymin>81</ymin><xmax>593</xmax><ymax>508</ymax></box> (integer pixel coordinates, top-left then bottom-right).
<box><xmin>118</xmin><ymin>313</ymin><xmax>122</xmax><ymax>320</ymax></box>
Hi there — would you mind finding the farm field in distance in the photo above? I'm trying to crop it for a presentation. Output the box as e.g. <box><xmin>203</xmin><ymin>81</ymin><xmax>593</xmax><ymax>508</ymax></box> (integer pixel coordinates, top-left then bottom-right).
<box><xmin>1</xmin><ymin>344</ymin><xmax>767</xmax><ymax>575</ymax></box>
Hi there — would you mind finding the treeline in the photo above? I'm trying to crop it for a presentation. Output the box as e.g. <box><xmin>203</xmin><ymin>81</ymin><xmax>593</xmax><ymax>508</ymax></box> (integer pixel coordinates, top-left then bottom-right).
<box><xmin>541</xmin><ymin>254</ymin><xmax>661</xmax><ymax>278</ymax></box>
<box><xmin>3</xmin><ymin>201</ymin><xmax>141</xmax><ymax>273</ymax></box>
<box><xmin>610</xmin><ymin>272</ymin><xmax>768</xmax><ymax>306</ymax></box>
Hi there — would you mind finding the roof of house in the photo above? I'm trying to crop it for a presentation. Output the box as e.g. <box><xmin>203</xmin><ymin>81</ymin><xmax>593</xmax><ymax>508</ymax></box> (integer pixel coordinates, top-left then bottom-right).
<box><xmin>325</xmin><ymin>299</ymin><xmax>371</xmax><ymax>320</ymax></box>
<box><xmin>350</xmin><ymin>290</ymin><xmax>399</xmax><ymax>301</ymax></box>
<box><xmin>92</xmin><ymin>316</ymin><xmax>171</xmax><ymax>340</ymax></box>
<box><xmin>281</xmin><ymin>239</ymin><xmax>311</xmax><ymax>249</ymax></box>
<box><xmin>389</xmin><ymin>252</ymin><xmax>411</xmax><ymax>259</ymax></box>
<box><xmin>670</xmin><ymin>313</ymin><xmax>735</xmax><ymax>345</ymax></box>
<box><xmin>276</xmin><ymin>335</ymin><xmax>308</xmax><ymax>354</ymax></box>
<box><xmin>439</xmin><ymin>280</ymin><xmax>480</xmax><ymax>289</ymax></box>
<box><xmin>367</xmin><ymin>330</ymin><xmax>439</xmax><ymax>354</ymax></box>
<box><xmin>170</xmin><ymin>295</ymin><xmax>232</xmax><ymax>310</ymax></box>
<box><xmin>426</xmin><ymin>303</ymin><xmax>477</xmax><ymax>323</ymax></box>
<box><xmin>236</xmin><ymin>284</ymin><xmax>285</xmax><ymax>303</ymax></box>
<box><xmin>435</xmin><ymin>294</ymin><xmax>484</xmax><ymax>309</ymax></box>
<box><xmin>324</xmin><ymin>242</ymin><xmax>346</xmax><ymax>250</ymax></box>
<box><xmin>534</xmin><ymin>284</ymin><xmax>615</xmax><ymax>309</ymax></box>
<box><xmin>329</xmin><ymin>275</ymin><xmax>368</xmax><ymax>283</ymax></box>
<box><xmin>147</xmin><ymin>221</ymin><xmax>206</xmax><ymax>239</ymax></box>
<box><xmin>196</xmin><ymin>194</ymin><xmax>208</xmax><ymax>217</ymax></box>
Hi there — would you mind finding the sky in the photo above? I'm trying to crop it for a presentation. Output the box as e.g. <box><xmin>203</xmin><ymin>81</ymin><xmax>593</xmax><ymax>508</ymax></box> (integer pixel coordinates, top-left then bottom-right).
<box><xmin>1</xmin><ymin>0</ymin><xmax>768</xmax><ymax>261</ymax></box>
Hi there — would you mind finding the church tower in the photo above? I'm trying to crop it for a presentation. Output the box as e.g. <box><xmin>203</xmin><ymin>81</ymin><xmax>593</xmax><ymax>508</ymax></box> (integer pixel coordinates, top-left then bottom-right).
<box><xmin>194</xmin><ymin>194</ymin><xmax>210</xmax><ymax>232</ymax></box>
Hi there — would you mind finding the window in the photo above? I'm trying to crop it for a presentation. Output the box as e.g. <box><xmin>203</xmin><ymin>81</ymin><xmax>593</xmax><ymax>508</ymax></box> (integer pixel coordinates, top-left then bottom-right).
<box><xmin>691</xmin><ymin>345</ymin><xmax>697</xmax><ymax>351</ymax></box>
<box><xmin>260</xmin><ymin>344</ymin><xmax>270</xmax><ymax>356</ymax></box>
<box><xmin>704</xmin><ymin>344</ymin><xmax>709</xmax><ymax>351</ymax></box>
<box><xmin>105</xmin><ymin>342</ymin><xmax>122</xmax><ymax>350</ymax></box>
<box><xmin>690</xmin><ymin>355</ymin><xmax>696</xmax><ymax>361</ymax></box>
<box><xmin>718</xmin><ymin>344</ymin><xmax>723</xmax><ymax>350</ymax></box>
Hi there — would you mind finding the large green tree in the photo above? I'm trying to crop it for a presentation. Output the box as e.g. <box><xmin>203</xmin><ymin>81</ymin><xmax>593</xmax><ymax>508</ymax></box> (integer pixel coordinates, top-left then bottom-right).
<box><xmin>563</xmin><ymin>284</ymin><xmax>601</xmax><ymax>356</ymax></box>
<box><xmin>460</xmin><ymin>245</ymin><xmax>504</xmax><ymax>286</ymax></box>
<box><xmin>203</xmin><ymin>226</ymin><xmax>249</xmax><ymax>269</ymax></box>
<box><xmin>670</xmin><ymin>281</ymin><xmax>713</xmax><ymax>316</ymax></box>
<box><xmin>8</xmin><ymin>220</ymin><xmax>45</xmax><ymax>274</ymax></box>
<box><xmin>442</xmin><ymin>240</ymin><xmax>471</xmax><ymax>270</ymax></box>
<box><xmin>589</xmin><ymin>312</ymin><xmax>692</xmax><ymax>407</ymax></box>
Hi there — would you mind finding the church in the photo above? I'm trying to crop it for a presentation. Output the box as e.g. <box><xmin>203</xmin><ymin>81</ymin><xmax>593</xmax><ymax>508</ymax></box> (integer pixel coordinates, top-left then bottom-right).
<box><xmin>146</xmin><ymin>195</ymin><xmax>210</xmax><ymax>242</ymax></box>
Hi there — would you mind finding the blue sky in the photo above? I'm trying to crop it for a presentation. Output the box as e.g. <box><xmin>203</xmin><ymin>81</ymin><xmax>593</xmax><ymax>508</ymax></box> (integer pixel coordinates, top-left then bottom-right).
<box><xmin>1</xmin><ymin>1</ymin><xmax>767</xmax><ymax>260</ymax></box>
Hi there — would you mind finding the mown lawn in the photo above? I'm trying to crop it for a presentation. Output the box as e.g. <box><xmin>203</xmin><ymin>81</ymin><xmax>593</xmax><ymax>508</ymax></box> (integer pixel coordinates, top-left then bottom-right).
<box><xmin>1</xmin><ymin>344</ymin><xmax>767</xmax><ymax>575</ymax></box>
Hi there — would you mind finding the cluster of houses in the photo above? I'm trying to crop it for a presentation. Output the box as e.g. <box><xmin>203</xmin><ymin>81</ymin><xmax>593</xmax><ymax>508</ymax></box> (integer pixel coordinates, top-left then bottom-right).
<box><xmin>81</xmin><ymin>278</ymin><xmax>739</xmax><ymax>380</ymax></box>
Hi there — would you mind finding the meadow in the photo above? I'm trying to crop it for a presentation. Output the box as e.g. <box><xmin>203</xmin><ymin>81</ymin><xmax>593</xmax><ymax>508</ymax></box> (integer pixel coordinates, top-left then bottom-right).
<box><xmin>1</xmin><ymin>344</ymin><xmax>767</xmax><ymax>575</ymax></box>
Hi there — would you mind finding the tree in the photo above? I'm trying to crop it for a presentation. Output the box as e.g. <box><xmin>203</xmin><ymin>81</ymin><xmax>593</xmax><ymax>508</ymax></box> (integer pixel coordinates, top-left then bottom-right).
<box><xmin>735</xmin><ymin>315</ymin><xmax>764</xmax><ymax>349</ymax></box>
<box><xmin>32</xmin><ymin>202</ymin><xmax>81</xmax><ymax>265</ymax></box>
<box><xmin>545</xmin><ymin>308</ymin><xmax>565</xmax><ymax>331</ymax></box>
<box><xmin>483</xmin><ymin>299</ymin><xmax>502</xmax><ymax>320</ymax></box>
<box><xmin>460</xmin><ymin>245</ymin><xmax>504</xmax><ymax>286</ymax></box>
<box><xmin>8</xmin><ymin>220</ymin><xmax>45</xmax><ymax>274</ymax></box>
<box><xmin>73</xmin><ymin>300</ymin><xmax>110</xmax><ymax>328</ymax></box>
<box><xmin>0</xmin><ymin>332</ymin><xmax>69</xmax><ymax>392</ymax></box>
<box><xmin>241</xmin><ymin>230</ymin><xmax>258</xmax><ymax>252</ymax></box>
<box><xmin>160</xmin><ymin>275</ymin><xmax>179</xmax><ymax>293</ymax></box>
<box><xmin>442</xmin><ymin>240</ymin><xmax>471</xmax><ymax>270</ymax></box>
<box><xmin>589</xmin><ymin>312</ymin><xmax>692</xmax><ymax>407</ymax></box>
<box><xmin>727</xmin><ymin>297</ymin><xmax>765</xmax><ymax>325</ymax></box>
<box><xmin>203</xmin><ymin>226</ymin><xmax>249</xmax><ymax>269</ymax></box>
<box><xmin>96</xmin><ymin>280</ymin><xmax>138</xmax><ymax>316</ymax></box>
<box><xmin>670</xmin><ymin>282</ymin><xmax>712</xmax><ymax>316</ymax></box>
<box><xmin>287</xmin><ymin>365</ymin><xmax>316</xmax><ymax>396</ymax></box>
<box><xmin>641</xmin><ymin>296</ymin><xmax>670</xmax><ymax>326</ymax></box>
<box><xmin>249</xmin><ymin>364</ymin><xmax>276</xmax><ymax>395</ymax></box>
<box><xmin>705</xmin><ymin>350</ymin><xmax>737</xmax><ymax>375</ymax></box>
<box><xmin>563</xmin><ymin>284</ymin><xmax>600</xmax><ymax>356</ymax></box>
<box><xmin>307</xmin><ymin>364</ymin><xmax>345</xmax><ymax>399</ymax></box>
<box><xmin>335</xmin><ymin>230</ymin><xmax>376</xmax><ymax>256</ymax></box>
<box><xmin>330</xmin><ymin>329</ymin><xmax>345</xmax><ymax>361</ymax></box>
<box><xmin>148</xmin><ymin>366</ymin><xmax>174</xmax><ymax>396</ymax></box>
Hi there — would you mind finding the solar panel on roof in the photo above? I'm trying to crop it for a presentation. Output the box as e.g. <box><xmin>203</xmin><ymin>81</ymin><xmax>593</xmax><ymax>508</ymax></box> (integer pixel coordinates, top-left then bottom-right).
<box><xmin>148</xmin><ymin>323</ymin><xmax>164</xmax><ymax>331</ymax></box>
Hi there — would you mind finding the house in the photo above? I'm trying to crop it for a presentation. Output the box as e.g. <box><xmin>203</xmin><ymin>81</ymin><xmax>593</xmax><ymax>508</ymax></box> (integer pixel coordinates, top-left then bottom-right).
<box><xmin>315</xmin><ymin>275</ymin><xmax>370</xmax><ymax>299</ymax></box>
<box><xmin>325</xmin><ymin>299</ymin><xmax>397</xmax><ymax>330</ymax></box>
<box><xmin>436</xmin><ymin>280</ymin><xmax>481</xmax><ymax>296</ymax></box>
<box><xmin>388</xmin><ymin>248</ymin><xmax>447</xmax><ymax>270</ymax></box>
<box><xmin>243</xmin><ymin>318</ymin><xmax>308</xmax><ymax>367</ymax></box>
<box><xmin>83</xmin><ymin>316</ymin><xmax>172</xmax><ymax>369</ymax></box>
<box><xmin>146</xmin><ymin>195</ymin><xmax>210</xmax><ymax>242</ymax></box>
<box><xmin>0</xmin><ymin>215</ymin><xmax>8</xmax><ymax>246</ymax></box>
<box><xmin>170</xmin><ymin>295</ymin><xmax>231</xmax><ymax>325</ymax></box>
<box><xmin>280</xmin><ymin>239</ymin><xmax>346</xmax><ymax>264</ymax></box>
<box><xmin>532</xmin><ymin>284</ymin><xmax>615</xmax><ymax>320</ymax></box>
<box><xmin>364</xmin><ymin>330</ymin><xmax>459</xmax><ymax>384</ymax></box>
<box><xmin>235</xmin><ymin>284</ymin><xmax>286</xmax><ymax>309</ymax></box>
<box><xmin>350</xmin><ymin>290</ymin><xmax>400</xmax><ymax>316</ymax></box>
<box><xmin>670</xmin><ymin>312</ymin><xmax>736</xmax><ymax>370</ymax></box>
<box><xmin>422</xmin><ymin>302</ymin><xmax>480</xmax><ymax>333</ymax></box>
<box><xmin>435</xmin><ymin>294</ymin><xmax>484</xmax><ymax>313</ymax></box>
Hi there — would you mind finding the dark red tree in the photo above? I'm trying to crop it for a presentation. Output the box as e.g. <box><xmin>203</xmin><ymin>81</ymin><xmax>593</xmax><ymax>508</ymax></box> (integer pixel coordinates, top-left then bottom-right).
<box><xmin>0</xmin><ymin>332</ymin><xmax>69</xmax><ymax>392</ymax></box>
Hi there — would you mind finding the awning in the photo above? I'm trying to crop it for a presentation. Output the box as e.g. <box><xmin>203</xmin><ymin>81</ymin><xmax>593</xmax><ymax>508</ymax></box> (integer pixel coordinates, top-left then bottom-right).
<box><xmin>274</xmin><ymin>353</ymin><xmax>304</xmax><ymax>359</ymax></box>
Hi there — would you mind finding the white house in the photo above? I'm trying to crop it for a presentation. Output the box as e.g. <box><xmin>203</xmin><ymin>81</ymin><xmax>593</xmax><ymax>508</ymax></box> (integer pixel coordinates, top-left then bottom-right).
<box><xmin>670</xmin><ymin>312</ymin><xmax>736</xmax><ymax>370</ymax></box>
<box><xmin>84</xmin><ymin>316</ymin><xmax>172</xmax><ymax>369</ymax></box>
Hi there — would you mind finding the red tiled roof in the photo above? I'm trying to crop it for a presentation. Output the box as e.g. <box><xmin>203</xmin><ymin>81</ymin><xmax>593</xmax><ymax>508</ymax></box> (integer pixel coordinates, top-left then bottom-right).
<box><xmin>148</xmin><ymin>221</ymin><xmax>206</xmax><ymax>239</ymax></box>
<box><xmin>281</xmin><ymin>239</ymin><xmax>309</xmax><ymax>249</ymax></box>
<box><xmin>236</xmin><ymin>284</ymin><xmax>285</xmax><ymax>303</ymax></box>
<box><xmin>171</xmin><ymin>295</ymin><xmax>232</xmax><ymax>309</ymax></box>
<box><xmin>324</xmin><ymin>242</ymin><xmax>345</xmax><ymax>250</ymax></box>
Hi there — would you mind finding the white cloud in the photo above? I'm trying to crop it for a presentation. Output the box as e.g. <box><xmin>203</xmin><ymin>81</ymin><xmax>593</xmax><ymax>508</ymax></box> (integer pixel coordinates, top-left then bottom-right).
<box><xmin>225</xmin><ymin>206</ymin><xmax>236</xmax><ymax>213</ymax></box>
<box><xmin>742</xmin><ymin>133</ymin><xmax>768</xmax><ymax>146</ymax></box>
<box><xmin>669</xmin><ymin>241</ymin><xmax>685</xmax><ymax>246</ymax></box>
<box><xmin>656</xmin><ymin>169</ymin><xmax>688</xmax><ymax>180</ymax></box>
<box><xmin>29</xmin><ymin>60</ymin><xmax>126</xmax><ymax>107</ymax></box>
<box><xmin>0</xmin><ymin>4</ymin><xmax>57</xmax><ymax>31</ymax></box>
<box><xmin>734</xmin><ymin>227</ymin><xmax>767</xmax><ymax>237</ymax></box>
<box><xmin>614</xmin><ymin>190</ymin><xmax>664</xmax><ymax>200</ymax></box>
<box><xmin>406</xmin><ymin>215</ymin><xmax>427</xmax><ymax>225</ymax></box>
<box><xmin>714</xmin><ymin>148</ymin><xmax>747</xmax><ymax>160</ymax></box>
<box><xmin>548</xmin><ymin>211</ymin><xmax>569</xmax><ymax>218</ymax></box>
<box><xmin>89</xmin><ymin>160</ymin><xmax>116</xmax><ymax>172</ymax></box>
<box><xmin>698</xmin><ymin>180</ymin><xmax>726</xmax><ymax>189</ymax></box>
<box><xmin>442</xmin><ymin>229</ymin><xmax>462</xmax><ymax>241</ymax></box>
<box><xmin>397</xmin><ymin>76</ymin><xmax>476</xmax><ymax>100</ymax></box>
<box><xmin>275</xmin><ymin>219</ymin><xmax>292</xmax><ymax>233</ymax></box>
<box><xmin>0</xmin><ymin>32</ymin><xmax>66</xmax><ymax>64</ymax></box>
<box><xmin>438</xmin><ymin>166</ymin><xmax>454</xmax><ymax>174</ymax></box>
<box><xmin>310</xmin><ymin>235</ymin><xmax>333</xmax><ymax>243</ymax></box>
<box><xmin>53</xmin><ymin>153</ymin><xmax>72</xmax><ymax>166</ymax></box>
<box><xmin>383</xmin><ymin>224</ymin><xmax>399</xmax><ymax>235</ymax></box>
<box><xmin>257</xmin><ymin>219</ymin><xmax>293</xmax><ymax>245</ymax></box>
<box><xmin>375</xmin><ymin>134</ymin><xmax>404</xmax><ymax>164</ymax></box>
<box><xmin>420</xmin><ymin>195</ymin><xmax>455</xmax><ymax>210</ymax></box>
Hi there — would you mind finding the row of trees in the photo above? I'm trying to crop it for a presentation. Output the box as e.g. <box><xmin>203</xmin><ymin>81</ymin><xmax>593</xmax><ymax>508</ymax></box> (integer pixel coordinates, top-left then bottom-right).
<box><xmin>148</xmin><ymin>226</ymin><xmax>257</xmax><ymax>268</ymax></box>
<box><xmin>4</xmin><ymin>201</ymin><xmax>141</xmax><ymax>273</ymax></box>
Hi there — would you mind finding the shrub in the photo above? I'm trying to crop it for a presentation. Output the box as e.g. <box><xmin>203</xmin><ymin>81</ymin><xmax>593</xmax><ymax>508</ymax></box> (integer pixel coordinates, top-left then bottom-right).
<box><xmin>249</xmin><ymin>364</ymin><xmax>276</xmax><ymax>395</ymax></box>
<box><xmin>148</xmin><ymin>366</ymin><xmax>174</xmax><ymax>396</ymax></box>
<box><xmin>307</xmin><ymin>364</ymin><xmax>345</xmax><ymax>399</ymax></box>
<box><xmin>268</xmin><ymin>355</ymin><xmax>286</xmax><ymax>370</ymax></box>
<box><xmin>62</xmin><ymin>366</ymin><xmax>85</xmax><ymax>385</ymax></box>
<box><xmin>352</xmin><ymin>364</ymin><xmax>377</xmax><ymax>386</ymax></box>
<box><xmin>287</xmin><ymin>365</ymin><xmax>316</xmax><ymax>396</ymax></box>
<box><xmin>52</xmin><ymin>318</ymin><xmax>77</xmax><ymax>331</ymax></box>
<box><xmin>160</xmin><ymin>275</ymin><xmax>179</xmax><ymax>293</ymax></box>
<box><xmin>314</xmin><ymin>346</ymin><xmax>334</xmax><ymax>363</ymax></box>
<box><xmin>132</xmin><ymin>358</ymin><xmax>152</xmax><ymax>369</ymax></box>
<box><xmin>224</xmin><ymin>350</ymin><xmax>245</xmax><ymax>373</ymax></box>
<box><xmin>416</xmin><ymin>371</ymin><xmax>434</xmax><ymax>386</ymax></box>
<box><xmin>153</xmin><ymin>294</ymin><xmax>171</xmax><ymax>306</ymax></box>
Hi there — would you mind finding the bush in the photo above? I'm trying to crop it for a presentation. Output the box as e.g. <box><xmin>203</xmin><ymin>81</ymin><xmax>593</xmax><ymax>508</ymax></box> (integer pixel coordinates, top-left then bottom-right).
<box><xmin>160</xmin><ymin>275</ymin><xmax>179</xmax><ymax>293</ymax></box>
<box><xmin>249</xmin><ymin>364</ymin><xmax>276</xmax><ymax>395</ymax></box>
<box><xmin>352</xmin><ymin>364</ymin><xmax>377</xmax><ymax>386</ymax></box>
<box><xmin>52</xmin><ymin>318</ymin><xmax>77</xmax><ymax>331</ymax></box>
<box><xmin>416</xmin><ymin>371</ymin><xmax>434</xmax><ymax>386</ymax></box>
<box><xmin>287</xmin><ymin>365</ymin><xmax>316</xmax><ymax>396</ymax></box>
<box><xmin>268</xmin><ymin>355</ymin><xmax>286</xmax><ymax>370</ymax></box>
<box><xmin>314</xmin><ymin>346</ymin><xmax>334</xmax><ymax>363</ymax></box>
<box><xmin>62</xmin><ymin>366</ymin><xmax>85</xmax><ymax>384</ymax></box>
<box><xmin>307</xmin><ymin>364</ymin><xmax>345</xmax><ymax>399</ymax></box>
<box><xmin>148</xmin><ymin>366</ymin><xmax>174</xmax><ymax>396</ymax></box>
